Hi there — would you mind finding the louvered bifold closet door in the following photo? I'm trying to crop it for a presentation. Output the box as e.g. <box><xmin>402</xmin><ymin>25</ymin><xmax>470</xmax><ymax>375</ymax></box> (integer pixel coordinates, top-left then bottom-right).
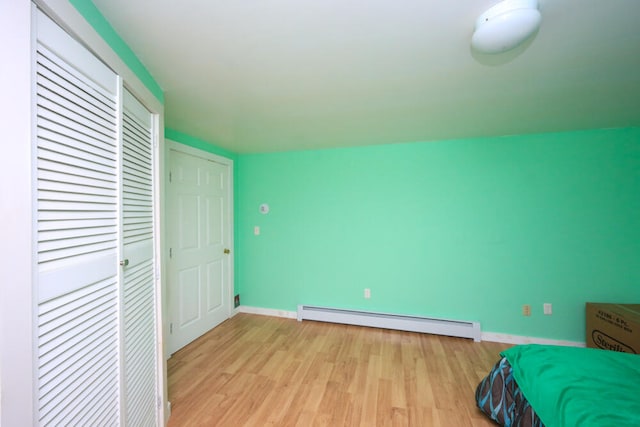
<box><xmin>122</xmin><ymin>89</ymin><xmax>158</xmax><ymax>426</ymax></box>
<box><xmin>35</xmin><ymin>10</ymin><xmax>121</xmax><ymax>426</ymax></box>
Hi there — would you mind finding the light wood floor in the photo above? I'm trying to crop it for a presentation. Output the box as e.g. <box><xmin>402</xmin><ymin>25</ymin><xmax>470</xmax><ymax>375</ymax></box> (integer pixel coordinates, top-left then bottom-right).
<box><xmin>167</xmin><ymin>313</ymin><xmax>510</xmax><ymax>426</ymax></box>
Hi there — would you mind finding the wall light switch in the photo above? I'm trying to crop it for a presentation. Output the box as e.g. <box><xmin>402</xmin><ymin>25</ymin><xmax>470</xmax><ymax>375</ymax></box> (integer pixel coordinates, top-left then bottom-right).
<box><xmin>543</xmin><ymin>303</ymin><xmax>552</xmax><ymax>315</ymax></box>
<box><xmin>254</xmin><ymin>226</ymin><xmax>260</xmax><ymax>236</ymax></box>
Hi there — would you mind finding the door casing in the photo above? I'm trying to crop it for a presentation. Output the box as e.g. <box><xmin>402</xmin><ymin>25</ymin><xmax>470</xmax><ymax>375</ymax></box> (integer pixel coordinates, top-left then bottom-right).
<box><xmin>165</xmin><ymin>139</ymin><xmax>234</xmax><ymax>356</ymax></box>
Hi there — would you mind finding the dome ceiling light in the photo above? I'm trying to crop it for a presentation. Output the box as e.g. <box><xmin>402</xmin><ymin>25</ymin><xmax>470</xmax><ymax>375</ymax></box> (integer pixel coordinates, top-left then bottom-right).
<box><xmin>471</xmin><ymin>0</ymin><xmax>542</xmax><ymax>54</ymax></box>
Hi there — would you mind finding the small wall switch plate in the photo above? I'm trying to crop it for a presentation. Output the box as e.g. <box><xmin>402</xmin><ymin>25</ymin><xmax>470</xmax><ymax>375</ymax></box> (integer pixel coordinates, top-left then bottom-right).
<box><xmin>543</xmin><ymin>303</ymin><xmax>552</xmax><ymax>315</ymax></box>
<box><xmin>522</xmin><ymin>304</ymin><xmax>531</xmax><ymax>316</ymax></box>
<box><xmin>254</xmin><ymin>226</ymin><xmax>260</xmax><ymax>235</ymax></box>
<box><xmin>364</xmin><ymin>288</ymin><xmax>371</xmax><ymax>299</ymax></box>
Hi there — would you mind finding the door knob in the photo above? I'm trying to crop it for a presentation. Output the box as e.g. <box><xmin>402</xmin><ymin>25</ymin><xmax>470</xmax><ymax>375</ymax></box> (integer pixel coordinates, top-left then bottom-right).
<box><xmin>223</xmin><ymin>248</ymin><xmax>230</xmax><ymax>254</ymax></box>
<box><xmin>120</xmin><ymin>259</ymin><xmax>129</xmax><ymax>267</ymax></box>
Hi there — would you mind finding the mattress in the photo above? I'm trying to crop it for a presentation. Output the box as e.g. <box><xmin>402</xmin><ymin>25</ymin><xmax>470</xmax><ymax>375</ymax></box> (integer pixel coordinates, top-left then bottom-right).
<box><xmin>475</xmin><ymin>356</ymin><xmax>543</xmax><ymax>427</ymax></box>
<box><xmin>475</xmin><ymin>344</ymin><xmax>640</xmax><ymax>427</ymax></box>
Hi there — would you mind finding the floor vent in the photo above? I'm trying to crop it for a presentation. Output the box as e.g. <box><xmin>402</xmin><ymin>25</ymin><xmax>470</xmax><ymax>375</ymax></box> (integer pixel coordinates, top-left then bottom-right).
<box><xmin>297</xmin><ymin>305</ymin><xmax>481</xmax><ymax>342</ymax></box>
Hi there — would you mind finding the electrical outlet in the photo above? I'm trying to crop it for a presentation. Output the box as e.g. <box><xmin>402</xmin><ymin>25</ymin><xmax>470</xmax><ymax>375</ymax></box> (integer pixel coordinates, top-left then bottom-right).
<box><xmin>543</xmin><ymin>303</ymin><xmax>552</xmax><ymax>315</ymax></box>
<box><xmin>522</xmin><ymin>304</ymin><xmax>531</xmax><ymax>316</ymax></box>
<box><xmin>364</xmin><ymin>288</ymin><xmax>371</xmax><ymax>299</ymax></box>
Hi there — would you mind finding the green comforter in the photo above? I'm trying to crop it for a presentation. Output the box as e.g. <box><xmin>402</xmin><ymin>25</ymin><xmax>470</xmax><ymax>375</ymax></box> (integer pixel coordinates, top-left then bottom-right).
<box><xmin>502</xmin><ymin>344</ymin><xmax>640</xmax><ymax>427</ymax></box>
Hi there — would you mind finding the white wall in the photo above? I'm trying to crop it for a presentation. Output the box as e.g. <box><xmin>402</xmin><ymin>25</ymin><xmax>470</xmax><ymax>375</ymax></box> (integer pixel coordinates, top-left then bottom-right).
<box><xmin>0</xmin><ymin>2</ymin><xmax>36</xmax><ymax>426</ymax></box>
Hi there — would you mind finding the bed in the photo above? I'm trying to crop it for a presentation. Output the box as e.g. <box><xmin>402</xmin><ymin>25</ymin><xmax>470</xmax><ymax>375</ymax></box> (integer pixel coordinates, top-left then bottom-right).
<box><xmin>475</xmin><ymin>344</ymin><xmax>640</xmax><ymax>427</ymax></box>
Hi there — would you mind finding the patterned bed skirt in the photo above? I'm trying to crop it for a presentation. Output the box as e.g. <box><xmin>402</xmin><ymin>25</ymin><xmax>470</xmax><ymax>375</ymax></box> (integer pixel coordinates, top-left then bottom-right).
<box><xmin>475</xmin><ymin>357</ymin><xmax>544</xmax><ymax>427</ymax></box>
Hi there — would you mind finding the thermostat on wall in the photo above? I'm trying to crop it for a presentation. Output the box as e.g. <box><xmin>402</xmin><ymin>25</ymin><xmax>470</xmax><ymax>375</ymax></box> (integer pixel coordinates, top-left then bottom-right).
<box><xmin>259</xmin><ymin>203</ymin><xmax>270</xmax><ymax>214</ymax></box>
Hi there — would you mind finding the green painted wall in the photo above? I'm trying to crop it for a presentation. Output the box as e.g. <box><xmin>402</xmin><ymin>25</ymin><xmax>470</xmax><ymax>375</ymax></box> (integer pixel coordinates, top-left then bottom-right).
<box><xmin>69</xmin><ymin>0</ymin><xmax>164</xmax><ymax>103</ymax></box>
<box><xmin>68</xmin><ymin>1</ymin><xmax>639</xmax><ymax>341</ymax></box>
<box><xmin>237</xmin><ymin>128</ymin><xmax>640</xmax><ymax>342</ymax></box>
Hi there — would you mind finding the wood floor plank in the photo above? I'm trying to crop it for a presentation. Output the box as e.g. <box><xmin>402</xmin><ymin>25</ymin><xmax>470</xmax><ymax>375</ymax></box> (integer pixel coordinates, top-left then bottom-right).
<box><xmin>167</xmin><ymin>314</ymin><xmax>510</xmax><ymax>426</ymax></box>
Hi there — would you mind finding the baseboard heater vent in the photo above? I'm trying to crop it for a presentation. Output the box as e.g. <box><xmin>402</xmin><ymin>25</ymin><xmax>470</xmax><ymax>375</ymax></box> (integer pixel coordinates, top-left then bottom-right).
<box><xmin>297</xmin><ymin>305</ymin><xmax>481</xmax><ymax>342</ymax></box>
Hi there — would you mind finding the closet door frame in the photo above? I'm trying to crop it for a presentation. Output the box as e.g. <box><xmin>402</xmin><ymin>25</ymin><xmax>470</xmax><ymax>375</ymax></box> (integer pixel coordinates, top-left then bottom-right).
<box><xmin>0</xmin><ymin>1</ymin><xmax>36</xmax><ymax>425</ymax></box>
<box><xmin>2</xmin><ymin>2</ymin><xmax>166</xmax><ymax>424</ymax></box>
<box><xmin>27</xmin><ymin>0</ymin><xmax>168</xmax><ymax>425</ymax></box>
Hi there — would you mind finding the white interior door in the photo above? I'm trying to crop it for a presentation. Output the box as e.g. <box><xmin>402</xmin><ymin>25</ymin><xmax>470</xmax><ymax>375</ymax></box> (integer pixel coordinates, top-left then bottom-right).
<box><xmin>168</xmin><ymin>143</ymin><xmax>232</xmax><ymax>354</ymax></box>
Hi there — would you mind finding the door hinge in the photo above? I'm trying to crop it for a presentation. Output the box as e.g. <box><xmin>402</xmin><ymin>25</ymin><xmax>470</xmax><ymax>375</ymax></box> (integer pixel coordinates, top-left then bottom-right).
<box><xmin>170</xmin><ymin>323</ymin><xmax>173</xmax><ymax>334</ymax></box>
<box><xmin>169</xmin><ymin>247</ymin><xmax>172</xmax><ymax>258</ymax></box>
<box><xmin>169</xmin><ymin>171</ymin><xmax>172</xmax><ymax>183</ymax></box>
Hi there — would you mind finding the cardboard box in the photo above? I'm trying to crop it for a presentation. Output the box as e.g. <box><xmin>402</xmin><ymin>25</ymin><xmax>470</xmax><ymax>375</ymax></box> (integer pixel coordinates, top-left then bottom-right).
<box><xmin>586</xmin><ymin>303</ymin><xmax>640</xmax><ymax>354</ymax></box>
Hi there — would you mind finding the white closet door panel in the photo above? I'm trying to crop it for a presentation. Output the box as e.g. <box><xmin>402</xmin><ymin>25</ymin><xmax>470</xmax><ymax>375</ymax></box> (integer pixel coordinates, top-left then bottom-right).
<box><xmin>37</xmin><ymin>195</ymin><xmax>116</xmax><ymax>210</ymax></box>
<box><xmin>38</xmin><ymin>178</ymin><xmax>115</xmax><ymax>198</ymax></box>
<box><xmin>123</xmin><ymin>123</ymin><xmax>151</xmax><ymax>144</ymax></box>
<box><xmin>124</xmin><ymin>222</ymin><xmax>154</xmax><ymax>246</ymax></box>
<box><xmin>123</xmin><ymin>180</ymin><xmax>152</xmax><ymax>194</ymax></box>
<box><xmin>123</xmin><ymin>192</ymin><xmax>153</xmax><ymax>205</ymax></box>
<box><xmin>37</xmin><ymin>278</ymin><xmax>119</xmax><ymax>426</ymax></box>
<box><xmin>38</xmin><ymin>282</ymin><xmax>115</xmax><ymax>339</ymax></box>
<box><xmin>39</xmin><ymin>224</ymin><xmax>113</xmax><ymax>241</ymax></box>
<box><xmin>36</xmin><ymin>9</ymin><xmax>120</xmax><ymax>426</ymax></box>
<box><xmin>123</xmin><ymin>171</ymin><xmax>152</xmax><ymax>187</ymax></box>
<box><xmin>37</xmin><ymin>68</ymin><xmax>116</xmax><ymax>124</ymax></box>
<box><xmin>123</xmin><ymin>135</ymin><xmax>151</xmax><ymax>160</ymax></box>
<box><xmin>123</xmin><ymin>165</ymin><xmax>152</xmax><ymax>184</ymax></box>
<box><xmin>124</xmin><ymin>157</ymin><xmax>152</xmax><ymax>174</ymax></box>
<box><xmin>37</xmin><ymin>81</ymin><xmax>115</xmax><ymax>129</ymax></box>
<box><xmin>38</xmin><ymin>190</ymin><xmax>116</xmax><ymax>206</ymax></box>
<box><xmin>36</xmin><ymin>11</ymin><xmax>116</xmax><ymax>95</ymax></box>
<box><xmin>123</xmin><ymin>157</ymin><xmax>152</xmax><ymax>176</ymax></box>
<box><xmin>39</xmin><ymin>295</ymin><xmax>116</xmax><ymax>371</ymax></box>
<box><xmin>124</xmin><ymin>89</ymin><xmax>153</xmax><ymax>127</ymax></box>
<box><xmin>123</xmin><ymin>240</ymin><xmax>154</xmax><ymax>269</ymax></box>
<box><xmin>122</xmin><ymin>89</ymin><xmax>158</xmax><ymax>427</ymax></box>
<box><xmin>37</xmin><ymin>94</ymin><xmax>115</xmax><ymax>138</ymax></box>
<box><xmin>36</xmin><ymin>46</ymin><xmax>115</xmax><ymax>111</ymax></box>
<box><xmin>37</xmin><ymin>158</ymin><xmax>117</xmax><ymax>186</ymax></box>
<box><xmin>38</xmin><ymin>217</ymin><xmax>115</xmax><ymax>231</ymax></box>
<box><xmin>37</xmin><ymin>105</ymin><xmax>116</xmax><ymax>148</ymax></box>
<box><xmin>37</xmin><ymin>138</ymin><xmax>116</xmax><ymax>173</ymax></box>
<box><xmin>37</xmin><ymin>112</ymin><xmax>116</xmax><ymax>150</ymax></box>
<box><xmin>38</xmin><ymin>178</ymin><xmax>115</xmax><ymax>203</ymax></box>
<box><xmin>38</xmin><ymin>234</ymin><xmax>116</xmax><ymax>257</ymax></box>
<box><xmin>39</xmin><ymin>209</ymin><xmax>117</xmax><ymax>221</ymax></box>
<box><xmin>37</xmin><ymin>126</ymin><xmax>114</xmax><ymax>160</ymax></box>
<box><xmin>123</xmin><ymin>221</ymin><xmax>153</xmax><ymax>236</ymax></box>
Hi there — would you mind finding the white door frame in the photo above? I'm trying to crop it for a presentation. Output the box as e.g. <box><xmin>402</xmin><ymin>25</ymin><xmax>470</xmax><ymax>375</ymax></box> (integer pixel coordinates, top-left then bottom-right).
<box><xmin>165</xmin><ymin>139</ymin><xmax>234</xmax><ymax>358</ymax></box>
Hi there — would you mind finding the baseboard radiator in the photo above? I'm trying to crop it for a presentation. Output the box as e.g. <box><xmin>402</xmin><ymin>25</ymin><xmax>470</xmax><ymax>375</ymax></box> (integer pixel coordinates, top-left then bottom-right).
<box><xmin>297</xmin><ymin>305</ymin><xmax>481</xmax><ymax>342</ymax></box>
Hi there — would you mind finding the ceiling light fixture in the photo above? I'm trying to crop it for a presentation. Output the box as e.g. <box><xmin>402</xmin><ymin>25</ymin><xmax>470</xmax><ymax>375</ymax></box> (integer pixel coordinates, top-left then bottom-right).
<box><xmin>471</xmin><ymin>0</ymin><xmax>541</xmax><ymax>54</ymax></box>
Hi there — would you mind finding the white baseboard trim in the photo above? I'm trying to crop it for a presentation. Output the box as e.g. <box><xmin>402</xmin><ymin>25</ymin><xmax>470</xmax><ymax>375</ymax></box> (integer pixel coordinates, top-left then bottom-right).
<box><xmin>237</xmin><ymin>306</ymin><xmax>586</xmax><ymax>347</ymax></box>
<box><xmin>297</xmin><ymin>305</ymin><xmax>481</xmax><ymax>341</ymax></box>
<box><xmin>481</xmin><ymin>332</ymin><xmax>585</xmax><ymax>347</ymax></box>
<box><xmin>237</xmin><ymin>305</ymin><xmax>297</xmax><ymax>319</ymax></box>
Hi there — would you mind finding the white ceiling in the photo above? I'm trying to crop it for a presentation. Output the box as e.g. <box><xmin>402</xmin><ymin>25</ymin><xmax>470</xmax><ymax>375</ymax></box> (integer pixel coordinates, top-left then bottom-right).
<box><xmin>93</xmin><ymin>0</ymin><xmax>640</xmax><ymax>153</ymax></box>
